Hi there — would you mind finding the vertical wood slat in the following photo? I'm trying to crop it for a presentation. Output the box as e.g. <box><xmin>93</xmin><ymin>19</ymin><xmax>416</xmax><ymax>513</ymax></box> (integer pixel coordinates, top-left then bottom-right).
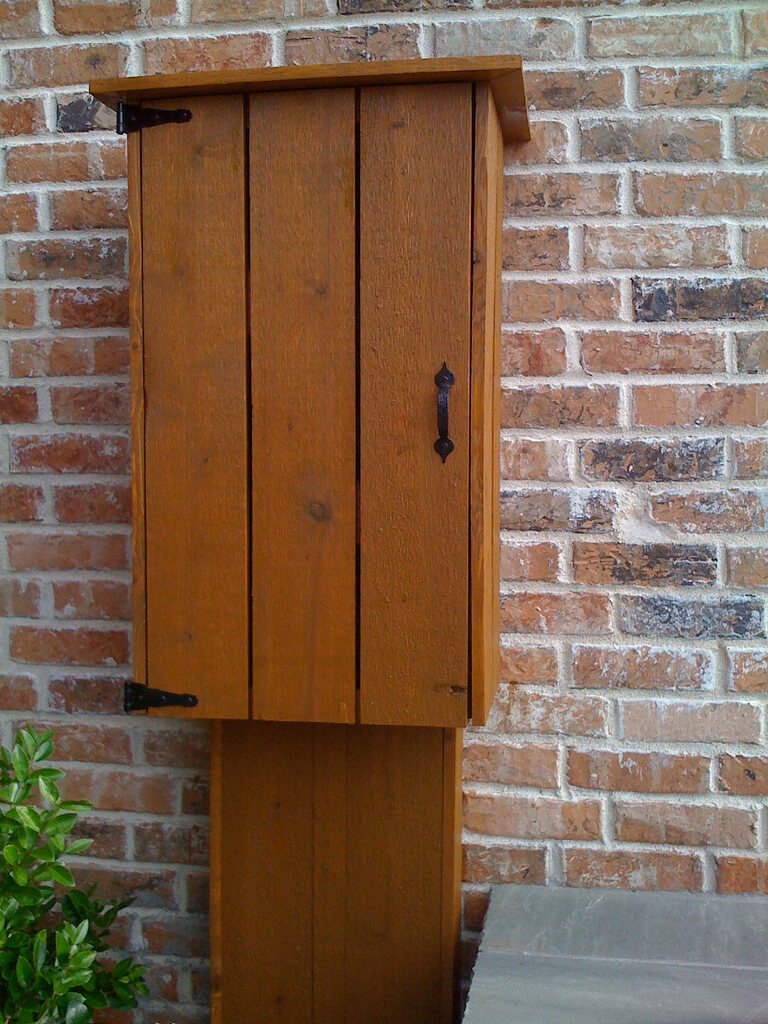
<box><xmin>142</xmin><ymin>96</ymin><xmax>249</xmax><ymax>718</ymax></box>
<box><xmin>127</xmin><ymin>131</ymin><xmax>146</xmax><ymax>688</ymax></box>
<box><xmin>470</xmin><ymin>84</ymin><xmax>504</xmax><ymax>727</ymax></box>
<box><xmin>359</xmin><ymin>83</ymin><xmax>474</xmax><ymax>728</ymax></box>
<box><xmin>250</xmin><ymin>89</ymin><xmax>357</xmax><ymax>724</ymax></box>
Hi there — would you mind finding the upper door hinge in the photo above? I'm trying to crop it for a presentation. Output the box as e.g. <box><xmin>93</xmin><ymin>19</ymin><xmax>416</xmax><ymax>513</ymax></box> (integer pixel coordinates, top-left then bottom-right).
<box><xmin>116</xmin><ymin>101</ymin><xmax>193</xmax><ymax>135</ymax></box>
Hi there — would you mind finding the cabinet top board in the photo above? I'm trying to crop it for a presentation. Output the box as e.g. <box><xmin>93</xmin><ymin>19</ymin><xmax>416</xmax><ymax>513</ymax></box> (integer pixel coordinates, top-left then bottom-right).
<box><xmin>90</xmin><ymin>55</ymin><xmax>529</xmax><ymax>143</ymax></box>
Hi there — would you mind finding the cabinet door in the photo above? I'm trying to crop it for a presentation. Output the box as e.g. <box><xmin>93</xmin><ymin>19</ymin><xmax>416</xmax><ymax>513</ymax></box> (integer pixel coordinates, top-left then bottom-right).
<box><xmin>140</xmin><ymin>96</ymin><xmax>249</xmax><ymax>718</ymax></box>
<box><xmin>250</xmin><ymin>90</ymin><xmax>357</xmax><ymax>724</ymax></box>
<box><xmin>359</xmin><ymin>84</ymin><xmax>473</xmax><ymax>727</ymax></box>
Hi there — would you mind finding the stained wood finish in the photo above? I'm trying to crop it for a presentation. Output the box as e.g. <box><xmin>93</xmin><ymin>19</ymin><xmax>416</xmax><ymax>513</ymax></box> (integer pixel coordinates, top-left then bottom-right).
<box><xmin>250</xmin><ymin>89</ymin><xmax>356</xmax><ymax>724</ymax></box>
<box><xmin>90</xmin><ymin>56</ymin><xmax>530</xmax><ymax>143</ymax></box>
<box><xmin>470</xmin><ymin>84</ymin><xmax>504</xmax><ymax>726</ymax></box>
<box><xmin>359</xmin><ymin>83</ymin><xmax>473</xmax><ymax>728</ymax></box>
<box><xmin>127</xmin><ymin>131</ymin><xmax>146</xmax><ymax>689</ymax></box>
<box><xmin>214</xmin><ymin>721</ymin><xmax>458</xmax><ymax>1024</ymax></box>
<box><xmin>142</xmin><ymin>96</ymin><xmax>249</xmax><ymax>718</ymax></box>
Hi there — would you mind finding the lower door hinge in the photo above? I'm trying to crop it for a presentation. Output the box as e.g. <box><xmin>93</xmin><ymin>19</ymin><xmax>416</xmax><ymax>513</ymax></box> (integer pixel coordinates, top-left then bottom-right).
<box><xmin>116</xmin><ymin>101</ymin><xmax>193</xmax><ymax>135</ymax></box>
<box><xmin>124</xmin><ymin>681</ymin><xmax>198</xmax><ymax>713</ymax></box>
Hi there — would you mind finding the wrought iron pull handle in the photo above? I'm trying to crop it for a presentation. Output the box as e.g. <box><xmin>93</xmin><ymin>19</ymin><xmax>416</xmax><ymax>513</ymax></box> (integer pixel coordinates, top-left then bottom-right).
<box><xmin>434</xmin><ymin>362</ymin><xmax>455</xmax><ymax>463</ymax></box>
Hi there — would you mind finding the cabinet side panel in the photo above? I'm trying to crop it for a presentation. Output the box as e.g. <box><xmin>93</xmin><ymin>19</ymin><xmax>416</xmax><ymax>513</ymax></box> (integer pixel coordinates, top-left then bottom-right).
<box><xmin>470</xmin><ymin>85</ymin><xmax>503</xmax><ymax>727</ymax></box>
<box><xmin>128</xmin><ymin>132</ymin><xmax>146</xmax><ymax>687</ymax></box>
<box><xmin>250</xmin><ymin>89</ymin><xmax>357</xmax><ymax>724</ymax></box>
<box><xmin>359</xmin><ymin>83</ymin><xmax>473</xmax><ymax>728</ymax></box>
<box><xmin>142</xmin><ymin>96</ymin><xmax>249</xmax><ymax>718</ymax></box>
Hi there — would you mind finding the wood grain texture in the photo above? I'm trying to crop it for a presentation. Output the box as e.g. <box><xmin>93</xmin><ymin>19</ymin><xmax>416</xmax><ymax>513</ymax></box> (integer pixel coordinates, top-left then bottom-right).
<box><xmin>127</xmin><ymin>131</ymin><xmax>146</xmax><ymax>689</ymax></box>
<box><xmin>441</xmin><ymin>727</ymin><xmax>463</xmax><ymax>1022</ymax></box>
<box><xmin>212</xmin><ymin>722</ymin><xmax>458</xmax><ymax>1024</ymax></box>
<box><xmin>209</xmin><ymin>722</ymin><xmax>223</xmax><ymax>1024</ymax></box>
<box><xmin>359</xmin><ymin>83</ymin><xmax>473</xmax><ymax>728</ymax></box>
<box><xmin>89</xmin><ymin>57</ymin><xmax>530</xmax><ymax>143</ymax></box>
<box><xmin>469</xmin><ymin>85</ymin><xmax>504</xmax><ymax>727</ymax></box>
<box><xmin>142</xmin><ymin>96</ymin><xmax>249</xmax><ymax>718</ymax></box>
<box><xmin>250</xmin><ymin>89</ymin><xmax>356</xmax><ymax>724</ymax></box>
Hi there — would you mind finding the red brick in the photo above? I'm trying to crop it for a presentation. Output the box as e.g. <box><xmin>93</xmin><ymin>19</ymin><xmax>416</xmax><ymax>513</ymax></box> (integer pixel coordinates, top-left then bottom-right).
<box><xmin>76</xmin><ymin>865</ymin><xmax>177</xmax><ymax>909</ymax></box>
<box><xmin>501</xmin><ymin>329</ymin><xmax>567</xmax><ymax>377</ymax></box>
<box><xmin>9</xmin><ymin>43</ymin><xmax>129</xmax><ymax>87</ymax></box>
<box><xmin>733</xmin><ymin>438</ymin><xmax>768</xmax><ymax>479</ymax></box>
<box><xmin>726</xmin><ymin>548</ymin><xmax>768</xmax><ymax>588</ymax></box>
<box><xmin>583</xmin><ymin>227</ymin><xmax>728</xmax><ymax>271</ymax></box>
<box><xmin>716</xmin><ymin>856</ymin><xmax>768</xmax><ymax>895</ymax></box>
<box><xmin>465</xmin><ymin>792</ymin><xmax>601</xmax><ymax>841</ymax></box>
<box><xmin>501</xmin><ymin>489</ymin><xmax>616</xmax><ymax>533</ymax></box>
<box><xmin>499</xmin><ymin>645</ymin><xmax>558</xmax><ymax>686</ymax></box>
<box><xmin>568</xmin><ymin>749</ymin><xmax>708</xmax><ymax>794</ymax></box>
<box><xmin>50</xmin><ymin>188</ymin><xmax>128</xmax><ymax>230</ymax></box>
<box><xmin>637</xmin><ymin>67</ymin><xmax>768</xmax><ymax>108</ymax></box>
<box><xmin>11</xmin><ymin>433</ymin><xmax>129</xmax><ymax>475</ymax></box>
<box><xmin>285</xmin><ymin>24</ymin><xmax>419</xmax><ymax>63</ymax></box>
<box><xmin>503</xmin><ymin>225</ymin><xmax>569</xmax><ymax>271</ymax></box>
<box><xmin>744</xmin><ymin>10</ymin><xmax>768</xmax><ymax>58</ymax></box>
<box><xmin>186</xmin><ymin>873</ymin><xmax>209</xmax><ymax>914</ymax></box>
<box><xmin>145</xmin><ymin>33</ymin><xmax>272</xmax><ymax>73</ymax></box>
<box><xmin>636</xmin><ymin>173</ymin><xmax>768</xmax><ymax>217</ymax></box>
<box><xmin>0</xmin><ymin>290</ymin><xmax>36</xmax><ymax>329</ymax></box>
<box><xmin>503</xmin><ymin>691</ymin><xmax>610</xmax><ymax>737</ymax></box>
<box><xmin>143</xmin><ymin>728</ymin><xmax>209</xmax><ymax>769</ymax></box>
<box><xmin>500</xmin><ymin>438</ymin><xmax>569</xmax><ymax>481</ymax></box>
<box><xmin>0</xmin><ymin>0</ymin><xmax>41</xmax><ymax>36</ymax></box>
<box><xmin>744</xmin><ymin>230</ymin><xmax>768</xmax><ymax>271</ymax></box>
<box><xmin>6</xmin><ymin>238</ymin><xmax>126</xmax><ymax>282</ymax></box>
<box><xmin>0</xmin><ymin>97</ymin><xmax>45</xmax><ymax>136</ymax></box>
<box><xmin>53</xmin><ymin>0</ymin><xmax>145</xmax><ymax>33</ymax></box>
<box><xmin>10</xmin><ymin>626</ymin><xmax>129</xmax><ymax>666</ymax></box>
<box><xmin>501</xmin><ymin>592</ymin><xmax>612</xmax><ymax>636</ymax></box>
<box><xmin>463</xmin><ymin>888</ymin><xmax>490</xmax><ymax>932</ymax></box>
<box><xmin>616</xmin><ymin>801</ymin><xmax>755</xmax><ymax>849</ymax></box>
<box><xmin>182</xmin><ymin>776</ymin><xmax>208</xmax><ymax>815</ymax></box>
<box><xmin>191</xmin><ymin>0</ymin><xmax>325</xmax><ymax>19</ymax></box>
<box><xmin>581</xmin><ymin>331</ymin><xmax>724</xmax><ymax>373</ymax></box>
<box><xmin>565</xmin><ymin>849</ymin><xmax>703</xmax><ymax>892</ymax></box>
<box><xmin>634</xmin><ymin>385</ymin><xmax>768</xmax><ymax>428</ymax></box>
<box><xmin>135</xmin><ymin>823</ymin><xmax>208</xmax><ymax>865</ymax></box>
<box><xmin>59</xmin><ymin>768</ymin><xmax>175</xmax><ymax>814</ymax></box>
<box><xmin>8</xmin><ymin>531</ymin><xmax>128</xmax><ymax>571</ymax></box>
<box><xmin>510</xmin><ymin>122</ymin><xmax>569</xmax><ymax>166</ymax></box>
<box><xmin>0</xmin><ymin>193</ymin><xmax>37</xmax><ymax>233</ymax></box>
<box><xmin>729</xmin><ymin>650</ymin><xmax>768</xmax><ymax>693</ymax></box>
<box><xmin>435</xmin><ymin>17</ymin><xmax>575</xmax><ymax>60</ymax></box>
<box><xmin>572</xmin><ymin>645</ymin><xmax>711</xmax><ymax>690</ymax></box>
<box><xmin>141</xmin><ymin>916</ymin><xmax>207</xmax><ymax>957</ymax></box>
<box><xmin>48</xmin><ymin>674</ymin><xmax>124</xmax><ymax>714</ymax></box>
<box><xmin>0</xmin><ymin>580</ymin><xmax>41</xmax><ymax>618</ymax></box>
<box><xmin>54</xmin><ymin>484</ymin><xmax>131</xmax><ymax>524</ymax></box>
<box><xmin>506</xmin><ymin>172</ymin><xmax>620</xmax><ymax>216</ymax></box>
<box><xmin>11</xmin><ymin>338</ymin><xmax>90</xmax><ymax>378</ymax></box>
<box><xmin>463</xmin><ymin>844</ymin><xmax>547</xmax><ymax>885</ymax></box>
<box><xmin>51</xmin><ymin>384</ymin><xmax>130</xmax><ymax>425</ymax></box>
<box><xmin>735</xmin><ymin>118</ymin><xmax>768</xmax><ymax>164</ymax></box>
<box><xmin>96</xmin><ymin>140</ymin><xmax>127</xmax><ymax>180</ymax></box>
<box><xmin>0</xmin><ymin>675</ymin><xmax>38</xmax><ymax>711</ymax></box>
<box><xmin>622</xmin><ymin>700</ymin><xmax>761</xmax><ymax>744</ymax></box>
<box><xmin>525</xmin><ymin>69</ymin><xmax>624</xmax><ymax>111</ymax></box>
<box><xmin>50</xmin><ymin>287</ymin><xmax>128</xmax><ymax>329</ymax></box>
<box><xmin>0</xmin><ymin>387</ymin><xmax>37</xmax><ymax>424</ymax></box>
<box><xmin>20</xmin><ymin>719</ymin><xmax>132</xmax><ymax>764</ymax></box>
<box><xmin>719</xmin><ymin>755</ymin><xmax>768</xmax><ymax>796</ymax></box>
<box><xmin>464</xmin><ymin>740</ymin><xmax>558</xmax><ymax>788</ymax></box>
<box><xmin>649</xmin><ymin>490</ymin><xmax>768</xmax><ymax>533</ymax></box>
<box><xmin>94</xmin><ymin>336</ymin><xmax>129</xmax><ymax>374</ymax></box>
<box><xmin>53</xmin><ymin>580</ymin><xmax>130</xmax><ymax>621</ymax></box>
<box><xmin>504</xmin><ymin>279</ymin><xmax>620</xmax><ymax>322</ymax></box>
<box><xmin>502</xmin><ymin>385</ymin><xmax>619</xmax><ymax>428</ymax></box>
<box><xmin>0</xmin><ymin>484</ymin><xmax>43</xmax><ymax>522</ymax></box>
<box><xmin>500</xmin><ymin>540</ymin><xmax>559</xmax><ymax>582</ymax></box>
<box><xmin>581</xmin><ymin>117</ymin><xmax>721</xmax><ymax>162</ymax></box>
<box><xmin>588</xmin><ymin>13</ymin><xmax>730</xmax><ymax>58</ymax></box>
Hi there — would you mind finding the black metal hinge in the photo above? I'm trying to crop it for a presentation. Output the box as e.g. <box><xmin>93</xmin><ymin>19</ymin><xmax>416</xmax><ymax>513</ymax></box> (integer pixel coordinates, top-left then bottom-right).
<box><xmin>116</xmin><ymin>102</ymin><xmax>193</xmax><ymax>135</ymax></box>
<box><xmin>124</xmin><ymin>681</ymin><xmax>198</xmax><ymax>714</ymax></box>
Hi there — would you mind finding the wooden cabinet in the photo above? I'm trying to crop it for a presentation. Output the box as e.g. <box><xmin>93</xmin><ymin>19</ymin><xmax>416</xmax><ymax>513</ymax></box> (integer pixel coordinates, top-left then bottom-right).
<box><xmin>92</xmin><ymin>56</ymin><xmax>528</xmax><ymax>1024</ymax></box>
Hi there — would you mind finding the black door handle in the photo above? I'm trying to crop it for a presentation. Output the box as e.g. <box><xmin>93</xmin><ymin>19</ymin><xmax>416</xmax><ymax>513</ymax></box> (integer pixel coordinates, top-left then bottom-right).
<box><xmin>434</xmin><ymin>362</ymin><xmax>455</xmax><ymax>463</ymax></box>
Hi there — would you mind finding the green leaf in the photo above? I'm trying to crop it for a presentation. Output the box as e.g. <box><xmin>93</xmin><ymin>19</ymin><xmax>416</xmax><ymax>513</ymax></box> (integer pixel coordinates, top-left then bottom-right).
<box><xmin>58</xmin><ymin>802</ymin><xmax>92</xmax><ymax>815</ymax></box>
<box><xmin>47</xmin><ymin>864</ymin><xmax>75</xmax><ymax>888</ymax></box>
<box><xmin>32</xmin><ymin>930</ymin><xmax>46</xmax><ymax>973</ymax></box>
<box><xmin>11</xmin><ymin>867</ymin><xmax>28</xmax><ymax>887</ymax></box>
<box><xmin>2</xmin><ymin>844</ymin><xmax>20</xmax><ymax>866</ymax></box>
<box><xmin>65</xmin><ymin>995</ymin><xmax>88</xmax><ymax>1024</ymax></box>
<box><xmin>39</xmin><ymin>777</ymin><xmax>60</xmax><ymax>805</ymax></box>
<box><xmin>11</xmin><ymin>745</ymin><xmax>30</xmax><ymax>782</ymax></box>
<box><xmin>16</xmin><ymin>955</ymin><xmax>33</xmax><ymax>989</ymax></box>
<box><xmin>64</xmin><ymin>838</ymin><xmax>93</xmax><ymax>856</ymax></box>
<box><xmin>13</xmin><ymin>805</ymin><xmax>41</xmax><ymax>832</ymax></box>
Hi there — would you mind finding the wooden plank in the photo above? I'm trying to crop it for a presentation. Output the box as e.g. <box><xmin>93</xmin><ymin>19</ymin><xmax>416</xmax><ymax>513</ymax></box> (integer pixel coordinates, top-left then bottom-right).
<box><xmin>89</xmin><ymin>57</ymin><xmax>530</xmax><ymax>143</ymax></box>
<box><xmin>218</xmin><ymin>721</ymin><xmax>315</xmax><ymax>1024</ymax></box>
<box><xmin>359</xmin><ymin>83</ymin><xmax>473</xmax><ymax>728</ymax></box>
<box><xmin>127</xmin><ymin>131</ymin><xmax>146</xmax><ymax>689</ymax></box>
<box><xmin>209</xmin><ymin>722</ymin><xmax>223</xmax><ymax>1024</ymax></box>
<box><xmin>470</xmin><ymin>84</ymin><xmax>504</xmax><ymax>728</ymax></box>
<box><xmin>250</xmin><ymin>89</ymin><xmax>356</xmax><ymax>725</ymax></box>
<box><xmin>441</xmin><ymin>728</ymin><xmax>463</xmax><ymax>1023</ymax></box>
<box><xmin>142</xmin><ymin>96</ymin><xmax>249</xmax><ymax>718</ymax></box>
<box><xmin>345</xmin><ymin>726</ymin><xmax>447</xmax><ymax>1022</ymax></box>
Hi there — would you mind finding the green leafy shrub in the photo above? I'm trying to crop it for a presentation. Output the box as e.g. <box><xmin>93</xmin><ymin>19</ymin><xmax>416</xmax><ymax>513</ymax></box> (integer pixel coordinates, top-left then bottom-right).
<box><xmin>0</xmin><ymin>727</ymin><xmax>148</xmax><ymax>1024</ymax></box>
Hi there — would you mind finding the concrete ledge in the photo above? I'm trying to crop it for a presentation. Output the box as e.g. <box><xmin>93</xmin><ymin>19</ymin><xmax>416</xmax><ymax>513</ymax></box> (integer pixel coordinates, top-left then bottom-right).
<box><xmin>464</xmin><ymin>885</ymin><xmax>768</xmax><ymax>1024</ymax></box>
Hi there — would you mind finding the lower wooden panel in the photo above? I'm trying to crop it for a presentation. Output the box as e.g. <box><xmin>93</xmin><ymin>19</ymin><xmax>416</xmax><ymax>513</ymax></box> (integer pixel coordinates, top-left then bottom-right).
<box><xmin>211</xmin><ymin>721</ymin><xmax>461</xmax><ymax>1024</ymax></box>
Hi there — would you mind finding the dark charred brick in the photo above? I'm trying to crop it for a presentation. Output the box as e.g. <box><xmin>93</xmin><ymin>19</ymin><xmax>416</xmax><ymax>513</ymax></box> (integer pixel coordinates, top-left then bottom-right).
<box><xmin>56</xmin><ymin>94</ymin><xmax>114</xmax><ymax>133</ymax></box>
<box><xmin>580</xmin><ymin>438</ymin><xmax>724</xmax><ymax>482</ymax></box>
<box><xmin>501</xmin><ymin>489</ymin><xmax>616</xmax><ymax>533</ymax></box>
<box><xmin>619</xmin><ymin>595</ymin><xmax>764</xmax><ymax>639</ymax></box>
<box><xmin>736</xmin><ymin>331</ymin><xmax>768</xmax><ymax>373</ymax></box>
<box><xmin>634</xmin><ymin>278</ymin><xmax>768</xmax><ymax>322</ymax></box>
<box><xmin>573</xmin><ymin>542</ymin><xmax>717</xmax><ymax>586</ymax></box>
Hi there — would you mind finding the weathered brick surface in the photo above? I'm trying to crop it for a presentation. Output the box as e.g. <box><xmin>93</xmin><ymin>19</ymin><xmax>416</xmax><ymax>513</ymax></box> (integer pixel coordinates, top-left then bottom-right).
<box><xmin>1</xmin><ymin>0</ymin><xmax>766</xmax><ymax>1014</ymax></box>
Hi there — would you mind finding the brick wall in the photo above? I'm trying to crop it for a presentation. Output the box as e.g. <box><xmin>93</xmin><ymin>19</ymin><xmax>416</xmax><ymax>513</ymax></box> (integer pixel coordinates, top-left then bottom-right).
<box><xmin>0</xmin><ymin>0</ymin><xmax>766</xmax><ymax>1019</ymax></box>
